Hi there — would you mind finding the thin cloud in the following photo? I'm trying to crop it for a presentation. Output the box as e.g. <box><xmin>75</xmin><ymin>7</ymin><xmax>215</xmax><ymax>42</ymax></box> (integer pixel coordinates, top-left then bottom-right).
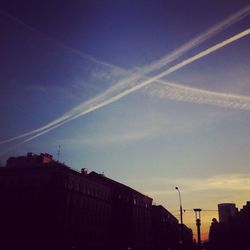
<box><xmin>130</xmin><ymin>173</ymin><xmax>250</xmax><ymax>194</ymax></box>
<box><xmin>61</xmin><ymin>127</ymin><xmax>158</xmax><ymax>147</ymax></box>
<box><xmin>146</xmin><ymin>80</ymin><xmax>250</xmax><ymax>110</ymax></box>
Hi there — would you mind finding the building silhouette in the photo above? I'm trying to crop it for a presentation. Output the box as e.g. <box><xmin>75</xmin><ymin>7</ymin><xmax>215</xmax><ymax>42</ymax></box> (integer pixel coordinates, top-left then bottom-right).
<box><xmin>209</xmin><ymin>202</ymin><xmax>250</xmax><ymax>250</ymax></box>
<box><xmin>218</xmin><ymin>203</ymin><xmax>238</xmax><ymax>223</ymax></box>
<box><xmin>0</xmin><ymin>152</ymin><xmax>193</xmax><ymax>250</ymax></box>
<box><xmin>87</xmin><ymin>171</ymin><xmax>153</xmax><ymax>250</ymax></box>
<box><xmin>0</xmin><ymin>153</ymin><xmax>112</xmax><ymax>250</ymax></box>
<box><xmin>151</xmin><ymin>205</ymin><xmax>179</xmax><ymax>250</ymax></box>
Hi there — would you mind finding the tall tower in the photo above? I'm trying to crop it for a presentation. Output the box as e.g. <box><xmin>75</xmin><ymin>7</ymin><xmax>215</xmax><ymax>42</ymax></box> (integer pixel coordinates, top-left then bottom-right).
<box><xmin>218</xmin><ymin>203</ymin><xmax>238</xmax><ymax>223</ymax></box>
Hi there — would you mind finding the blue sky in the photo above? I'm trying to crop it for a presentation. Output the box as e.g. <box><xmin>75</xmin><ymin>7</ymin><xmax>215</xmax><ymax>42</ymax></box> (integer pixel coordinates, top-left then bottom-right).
<box><xmin>1</xmin><ymin>0</ymin><xmax>250</xmax><ymax>239</ymax></box>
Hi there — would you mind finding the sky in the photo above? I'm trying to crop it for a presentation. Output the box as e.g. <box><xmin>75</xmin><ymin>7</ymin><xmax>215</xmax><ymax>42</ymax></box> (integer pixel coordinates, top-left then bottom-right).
<box><xmin>1</xmin><ymin>0</ymin><xmax>250</xmax><ymax>241</ymax></box>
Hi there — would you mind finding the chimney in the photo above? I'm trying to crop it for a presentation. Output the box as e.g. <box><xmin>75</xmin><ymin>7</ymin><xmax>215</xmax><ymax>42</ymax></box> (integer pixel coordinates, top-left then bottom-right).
<box><xmin>81</xmin><ymin>168</ymin><xmax>88</xmax><ymax>175</ymax></box>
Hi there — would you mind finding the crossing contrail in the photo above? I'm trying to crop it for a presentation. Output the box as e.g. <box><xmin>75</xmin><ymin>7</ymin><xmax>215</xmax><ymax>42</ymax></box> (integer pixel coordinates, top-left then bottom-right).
<box><xmin>0</xmin><ymin>5</ymin><xmax>250</xmax><ymax>144</ymax></box>
<box><xmin>1</xmin><ymin>4</ymin><xmax>250</xmax><ymax>98</ymax></box>
<box><xmin>139</xmin><ymin>4</ymin><xmax>250</xmax><ymax>73</ymax></box>
<box><xmin>1</xmin><ymin>27</ymin><xmax>249</xmax><ymax>148</ymax></box>
<box><xmin>1</xmin><ymin>4</ymin><xmax>250</xmax><ymax>80</ymax></box>
<box><xmin>0</xmin><ymin>5</ymin><xmax>250</xmax><ymax>147</ymax></box>
<box><xmin>76</xmin><ymin>3</ymin><xmax>250</xmax><ymax>95</ymax></box>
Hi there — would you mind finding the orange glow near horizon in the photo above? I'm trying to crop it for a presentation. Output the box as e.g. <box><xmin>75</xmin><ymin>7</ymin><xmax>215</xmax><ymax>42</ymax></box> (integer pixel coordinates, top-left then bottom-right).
<box><xmin>182</xmin><ymin>210</ymin><xmax>218</xmax><ymax>242</ymax></box>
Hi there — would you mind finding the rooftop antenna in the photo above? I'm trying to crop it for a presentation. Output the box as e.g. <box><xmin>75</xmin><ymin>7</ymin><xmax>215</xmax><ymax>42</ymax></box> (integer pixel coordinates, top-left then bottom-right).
<box><xmin>57</xmin><ymin>145</ymin><xmax>61</xmax><ymax>162</ymax></box>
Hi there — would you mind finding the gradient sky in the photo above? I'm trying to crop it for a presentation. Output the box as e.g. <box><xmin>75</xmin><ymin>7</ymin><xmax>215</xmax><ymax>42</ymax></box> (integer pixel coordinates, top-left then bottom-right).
<box><xmin>1</xmin><ymin>0</ymin><xmax>250</xmax><ymax>241</ymax></box>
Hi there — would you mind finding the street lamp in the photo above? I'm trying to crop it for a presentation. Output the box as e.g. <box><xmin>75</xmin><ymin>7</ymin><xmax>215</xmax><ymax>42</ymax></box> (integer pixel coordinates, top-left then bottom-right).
<box><xmin>193</xmin><ymin>208</ymin><xmax>202</xmax><ymax>246</ymax></box>
<box><xmin>175</xmin><ymin>186</ymin><xmax>183</xmax><ymax>246</ymax></box>
<box><xmin>175</xmin><ymin>187</ymin><xmax>183</xmax><ymax>225</ymax></box>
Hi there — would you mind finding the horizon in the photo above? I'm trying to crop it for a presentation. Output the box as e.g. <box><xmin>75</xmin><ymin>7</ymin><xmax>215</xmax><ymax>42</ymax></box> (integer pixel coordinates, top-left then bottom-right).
<box><xmin>2</xmin><ymin>150</ymin><xmax>249</xmax><ymax>242</ymax></box>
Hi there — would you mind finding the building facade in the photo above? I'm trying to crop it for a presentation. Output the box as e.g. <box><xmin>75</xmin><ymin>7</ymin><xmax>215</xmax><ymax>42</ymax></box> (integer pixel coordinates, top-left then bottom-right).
<box><xmin>87</xmin><ymin>171</ymin><xmax>153</xmax><ymax>250</ymax></box>
<box><xmin>218</xmin><ymin>203</ymin><xmax>238</xmax><ymax>224</ymax></box>
<box><xmin>151</xmin><ymin>205</ymin><xmax>179</xmax><ymax>250</ymax></box>
<box><xmin>0</xmin><ymin>152</ymin><xmax>193</xmax><ymax>250</ymax></box>
<box><xmin>0</xmin><ymin>153</ymin><xmax>112</xmax><ymax>250</ymax></box>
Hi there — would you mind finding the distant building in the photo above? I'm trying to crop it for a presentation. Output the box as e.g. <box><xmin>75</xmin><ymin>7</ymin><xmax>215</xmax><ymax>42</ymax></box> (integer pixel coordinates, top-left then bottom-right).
<box><xmin>151</xmin><ymin>205</ymin><xmax>179</xmax><ymax>250</ymax></box>
<box><xmin>240</xmin><ymin>201</ymin><xmax>250</xmax><ymax>215</ymax></box>
<box><xmin>151</xmin><ymin>205</ymin><xmax>193</xmax><ymax>250</ymax></box>
<box><xmin>209</xmin><ymin>201</ymin><xmax>250</xmax><ymax>250</ymax></box>
<box><xmin>218</xmin><ymin>203</ymin><xmax>238</xmax><ymax>223</ymax></box>
<box><xmin>87</xmin><ymin>171</ymin><xmax>153</xmax><ymax>250</ymax></box>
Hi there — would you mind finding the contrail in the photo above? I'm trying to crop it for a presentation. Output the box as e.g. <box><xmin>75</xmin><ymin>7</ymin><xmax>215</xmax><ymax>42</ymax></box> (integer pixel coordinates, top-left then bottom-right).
<box><xmin>140</xmin><ymin>4</ymin><xmax>250</xmax><ymax>73</ymax></box>
<box><xmin>1</xmin><ymin>28</ymin><xmax>249</xmax><ymax>149</ymax></box>
<box><xmin>1</xmin><ymin>5</ymin><xmax>250</xmax><ymax>97</ymax></box>
<box><xmin>78</xmin><ymin>3</ymin><xmax>250</xmax><ymax>96</ymax></box>
<box><xmin>146</xmin><ymin>81</ymin><xmax>250</xmax><ymax>110</ymax></box>
<box><xmin>1</xmin><ymin>4</ymin><xmax>250</xmax><ymax>76</ymax></box>
<box><xmin>0</xmin><ymin>5</ymin><xmax>250</xmax><ymax>146</ymax></box>
<box><xmin>62</xmin><ymin>28</ymin><xmax>250</xmax><ymax>119</ymax></box>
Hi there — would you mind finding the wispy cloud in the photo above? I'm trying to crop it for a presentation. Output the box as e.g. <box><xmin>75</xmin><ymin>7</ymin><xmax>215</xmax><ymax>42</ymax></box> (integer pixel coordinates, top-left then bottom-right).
<box><xmin>146</xmin><ymin>80</ymin><xmax>250</xmax><ymax>110</ymax></box>
<box><xmin>61</xmin><ymin>127</ymin><xmax>158</xmax><ymax>147</ymax></box>
<box><xmin>130</xmin><ymin>173</ymin><xmax>250</xmax><ymax>194</ymax></box>
<box><xmin>204</xmin><ymin>173</ymin><xmax>250</xmax><ymax>190</ymax></box>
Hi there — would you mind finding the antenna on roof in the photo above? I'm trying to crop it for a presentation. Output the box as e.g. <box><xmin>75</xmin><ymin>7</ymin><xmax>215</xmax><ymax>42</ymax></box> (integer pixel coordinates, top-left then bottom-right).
<box><xmin>57</xmin><ymin>145</ymin><xmax>61</xmax><ymax>162</ymax></box>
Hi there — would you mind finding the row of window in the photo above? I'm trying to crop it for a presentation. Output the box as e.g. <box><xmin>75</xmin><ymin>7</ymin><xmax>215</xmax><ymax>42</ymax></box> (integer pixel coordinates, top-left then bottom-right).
<box><xmin>67</xmin><ymin>192</ymin><xmax>111</xmax><ymax>215</ymax></box>
<box><xmin>67</xmin><ymin>177</ymin><xmax>110</xmax><ymax>201</ymax></box>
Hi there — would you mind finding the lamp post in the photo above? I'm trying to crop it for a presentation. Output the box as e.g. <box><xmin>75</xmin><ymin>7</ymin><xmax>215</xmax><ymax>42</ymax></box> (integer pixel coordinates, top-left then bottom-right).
<box><xmin>193</xmin><ymin>208</ymin><xmax>202</xmax><ymax>247</ymax></box>
<box><xmin>175</xmin><ymin>187</ymin><xmax>183</xmax><ymax>246</ymax></box>
<box><xmin>175</xmin><ymin>187</ymin><xmax>183</xmax><ymax>225</ymax></box>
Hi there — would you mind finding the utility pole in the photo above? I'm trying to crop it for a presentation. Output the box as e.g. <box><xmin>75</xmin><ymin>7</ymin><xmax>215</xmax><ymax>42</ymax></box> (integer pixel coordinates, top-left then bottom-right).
<box><xmin>193</xmin><ymin>208</ymin><xmax>202</xmax><ymax>247</ymax></box>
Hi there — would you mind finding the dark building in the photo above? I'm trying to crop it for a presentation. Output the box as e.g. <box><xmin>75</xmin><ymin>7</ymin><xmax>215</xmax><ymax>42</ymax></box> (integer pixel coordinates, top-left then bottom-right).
<box><xmin>151</xmin><ymin>205</ymin><xmax>179</xmax><ymax>250</ymax></box>
<box><xmin>208</xmin><ymin>201</ymin><xmax>250</xmax><ymax>250</ymax></box>
<box><xmin>6</xmin><ymin>152</ymin><xmax>54</xmax><ymax>166</ymax></box>
<box><xmin>151</xmin><ymin>205</ymin><xmax>193</xmax><ymax>250</ymax></box>
<box><xmin>0</xmin><ymin>152</ymin><xmax>193</xmax><ymax>250</ymax></box>
<box><xmin>218</xmin><ymin>203</ymin><xmax>238</xmax><ymax>223</ymax></box>
<box><xmin>181</xmin><ymin>224</ymin><xmax>193</xmax><ymax>250</ymax></box>
<box><xmin>87</xmin><ymin>171</ymin><xmax>153</xmax><ymax>250</ymax></box>
<box><xmin>0</xmin><ymin>153</ymin><xmax>112</xmax><ymax>250</ymax></box>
